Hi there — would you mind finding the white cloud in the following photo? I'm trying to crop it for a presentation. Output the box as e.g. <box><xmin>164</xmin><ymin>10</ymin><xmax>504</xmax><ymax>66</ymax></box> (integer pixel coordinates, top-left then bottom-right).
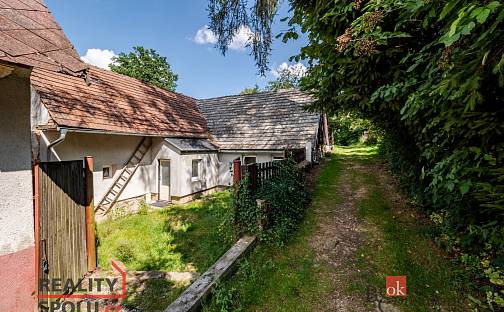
<box><xmin>272</xmin><ymin>62</ymin><xmax>308</xmax><ymax>78</ymax></box>
<box><xmin>80</xmin><ymin>48</ymin><xmax>117</xmax><ymax>69</ymax></box>
<box><xmin>193</xmin><ymin>25</ymin><xmax>253</xmax><ymax>51</ymax></box>
<box><xmin>194</xmin><ymin>25</ymin><xmax>218</xmax><ymax>45</ymax></box>
<box><xmin>228</xmin><ymin>26</ymin><xmax>253</xmax><ymax>51</ymax></box>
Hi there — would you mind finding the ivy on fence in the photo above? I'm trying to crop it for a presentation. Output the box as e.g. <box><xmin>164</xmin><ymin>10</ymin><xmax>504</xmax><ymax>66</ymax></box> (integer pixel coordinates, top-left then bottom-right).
<box><xmin>222</xmin><ymin>158</ymin><xmax>310</xmax><ymax>245</ymax></box>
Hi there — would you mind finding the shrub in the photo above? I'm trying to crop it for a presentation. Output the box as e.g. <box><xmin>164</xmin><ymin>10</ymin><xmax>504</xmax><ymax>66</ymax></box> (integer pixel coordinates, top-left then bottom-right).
<box><xmin>225</xmin><ymin>158</ymin><xmax>310</xmax><ymax>245</ymax></box>
<box><xmin>115</xmin><ymin>240</ymin><xmax>136</xmax><ymax>263</ymax></box>
<box><xmin>330</xmin><ymin>113</ymin><xmax>381</xmax><ymax>146</ymax></box>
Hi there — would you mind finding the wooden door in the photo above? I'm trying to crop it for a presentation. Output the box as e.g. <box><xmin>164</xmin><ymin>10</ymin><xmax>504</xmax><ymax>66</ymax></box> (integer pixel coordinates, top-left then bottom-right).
<box><xmin>159</xmin><ymin>160</ymin><xmax>170</xmax><ymax>201</ymax></box>
<box><xmin>38</xmin><ymin>160</ymin><xmax>88</xmax><ymax>301</ymax></box>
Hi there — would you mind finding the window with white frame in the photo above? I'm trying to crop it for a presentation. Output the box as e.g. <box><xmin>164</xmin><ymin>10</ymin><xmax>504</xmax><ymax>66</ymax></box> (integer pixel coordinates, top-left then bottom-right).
<box><xmin>192</xmin><ymin>159</ymin><xmax>201</xmax><ymax>179</ymax></box>
<box><xmin>103</xmin><ymin>165</ymin><xmax>113</xmax><ymax>179</ymax></box>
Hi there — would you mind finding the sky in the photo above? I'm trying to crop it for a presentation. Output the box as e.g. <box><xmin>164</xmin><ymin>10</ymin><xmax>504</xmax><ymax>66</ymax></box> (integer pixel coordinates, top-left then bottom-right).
<box><xmin>45</xmin><ymin>0</ymin><xmax>308</xmax><ymax>99</ymax></box>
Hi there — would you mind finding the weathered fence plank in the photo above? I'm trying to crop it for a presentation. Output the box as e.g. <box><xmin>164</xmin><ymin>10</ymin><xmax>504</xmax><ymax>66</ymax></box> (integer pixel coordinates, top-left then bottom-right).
<box><xmin>38</xmin><ymin>160</ymin><xmax>88</xmax><ymax>302</ymax></box>
<box><xmin>164</xmin><ymin>235</ymin><xmax>256</xmax><ymax>312</ymax></box>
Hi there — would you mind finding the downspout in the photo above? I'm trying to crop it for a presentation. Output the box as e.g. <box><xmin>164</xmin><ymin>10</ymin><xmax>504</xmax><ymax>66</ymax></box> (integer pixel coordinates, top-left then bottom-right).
<box><xmin>47</xmin><ymin>128</ymin><xmax>68</xmax><ymax>161</ymax></box>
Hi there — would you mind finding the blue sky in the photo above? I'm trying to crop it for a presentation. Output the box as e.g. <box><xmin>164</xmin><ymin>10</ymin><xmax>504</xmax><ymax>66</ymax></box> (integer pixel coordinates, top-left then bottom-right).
<box><xmin>45</xmin><ymin>0</ymin><xmax>308</xmax><ymax>98</ymax></box>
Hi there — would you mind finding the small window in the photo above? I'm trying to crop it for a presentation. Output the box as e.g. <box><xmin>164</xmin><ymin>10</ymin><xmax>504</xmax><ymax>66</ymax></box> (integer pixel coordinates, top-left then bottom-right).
<box><xmin>103</xmin><ymin>165</ymin><xmax>112</xmax><ymax>179</ymax></box>
<box><xmin>243</xmin><ymin>156</ymin><xmax>257</xmax><ymax>165</ymax></box>
<box><xmin>192</xmin><ymin>159</ymin><xmax>201</xmax><ymax>178</ymax></box>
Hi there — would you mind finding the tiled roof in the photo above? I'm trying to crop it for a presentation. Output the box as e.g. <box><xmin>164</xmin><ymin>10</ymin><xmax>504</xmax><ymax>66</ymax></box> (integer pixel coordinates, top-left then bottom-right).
<box><xmin>0</xmin><ymin>0</ymin><xmax>87</xmax><ymax>74</ymax></box>
<box><xmin>31</xmin><ymin>66</ymin><xmax>209</xmax><ymax>137</ymax></box>
<box><xmin>197</xmin><ymin>89</ymin><xmax>320</xmax><ymax>150</ymax></box>
<box><xmin>165</xmin><ymin>138</ymin><xmax>218</xmax><ymax>153</ymax></box>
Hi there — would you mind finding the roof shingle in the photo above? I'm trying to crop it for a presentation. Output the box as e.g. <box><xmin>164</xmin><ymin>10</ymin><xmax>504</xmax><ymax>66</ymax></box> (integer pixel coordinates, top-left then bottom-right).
<box><xmin>31</xmin><ymin>66</ymin><xmax>209</xmax><ymax>137</ymax></box>
<box><xmin>197</xmin><ymin>89</ymin><xmax>320</xmax><ymax>150</ymax></box>
<box><xmin>0</xmin><ymin>0</ymin><xmax>86</xmax><ymax>74</ymax></box>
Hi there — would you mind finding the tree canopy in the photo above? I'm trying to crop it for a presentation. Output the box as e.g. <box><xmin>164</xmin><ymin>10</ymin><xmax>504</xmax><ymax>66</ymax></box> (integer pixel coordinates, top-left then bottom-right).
<box><xmin>240</xmin><ymin>84</ymin><xmax>260</xmax><ymax>95</ymax></box>
<box><xmin>209</xmin><ymin>0</ymin><xmax>504</xmax><ymax>308</ymax></box>
<box><xmin>110</xmin><ymin>46</ymin><xmax>178</xmax><ymax>91</ymax></box>
<box><xmin>265</xmin><ymin>65</ymin><xmax>303</xmax><ymax>91</ymax></box>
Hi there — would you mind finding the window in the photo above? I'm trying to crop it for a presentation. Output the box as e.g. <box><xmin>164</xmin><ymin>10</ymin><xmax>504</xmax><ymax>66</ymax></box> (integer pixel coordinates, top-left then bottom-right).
<box><xmin>192</xmin><ymin>159</ymin><xmax>201</xmax><ymax>179</ymax></box>
<box><xmin>273</xmin><ymin>156</ymin><xmax>284</xmax><ymax>161</ymax></box>
<box><xmin>243</xmin><ymin>156</ymin><xmax>256</xmax><ymax>165</ymax></box>
<box><xmin>103</xmin><ymin>165</ymin><xmax>112</xmax><ymax>179</ymax></box>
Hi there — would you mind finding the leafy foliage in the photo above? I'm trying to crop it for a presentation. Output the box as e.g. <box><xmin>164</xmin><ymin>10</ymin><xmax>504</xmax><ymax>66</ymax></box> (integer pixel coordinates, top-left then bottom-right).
<box><xmin>240</xmin><ymin>84</ymin><xmax>260</xmax><ymax>95</ymax></box>
<box><xmin>286</xmin><ymin>0</ymin><xmax>504</xmax><ymax>308</ymax></box>
<box><xmin>207</xmin><ymin>0</ymin><xmax>278</xmax><ymax>74</ymax></box>
<box><xmin>110</xmin><ymin>46</ymin><xmax>178</xmax><ymax>91</ymax></box>
<box><xmin>265</xmin><ymin>65</ymin><xmax>303</xmax><ymax>91</ymax></box>
<box><xmin>330</xmin><ymin>112</ymin><xmax>380</xmax><ymax>146</ymax></box>
<box><xmin>226</xmin><ymin>159</ymin><xmax>309</xmax><ymax>245</ymax></box>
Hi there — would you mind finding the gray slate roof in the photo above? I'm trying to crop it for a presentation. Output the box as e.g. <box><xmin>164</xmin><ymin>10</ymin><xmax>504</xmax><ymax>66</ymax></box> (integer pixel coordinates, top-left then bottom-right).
<box><xmin>197</xmin><ymin>89</ymin><xmax>320</xmax><ymax>150</ymax></box>
<box><xmin>165</xmin><ymin>138</ymin><xmax>218</xmax><ymax>153</ymax></box>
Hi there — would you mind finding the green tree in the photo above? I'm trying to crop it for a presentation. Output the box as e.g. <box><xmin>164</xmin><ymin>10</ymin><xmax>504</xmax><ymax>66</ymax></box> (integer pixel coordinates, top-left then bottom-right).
<box><xmin>209</xmin><ymin>0</ymin><xmax>504</xmax><ymax>308</ymax></box>
<box><xmin>240</xmin><ymin>84</ymin><xmax>260</xmax><ymax>95</ymax></box>
<box><xmin>266</xmin><ymin>65</ymin><xmax>304</xmax><ymax>91</ymax></box>
<box><xmin>110</xmin><ymin>46</ymin><xmax>178</xmax><ymax>91</ymax></box>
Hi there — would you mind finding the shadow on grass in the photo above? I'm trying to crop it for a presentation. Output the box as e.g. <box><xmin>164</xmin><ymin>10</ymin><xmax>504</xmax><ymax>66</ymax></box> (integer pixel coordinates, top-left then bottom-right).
<box><xmin>348</xmin><ymin>156</ymin><xmax>470</xmax><ymax>311</ymax></box>
<box><xmin>160</xmin><ymin>192</ymin><xmax>233</xmax><ymax>273</ymax></box>
<box><xmin>123</xmin><ymin>278</ymin><xmax>187</xmax><ymax>312</ymax></box>
<box><xmin>96</xmin><ymin>192</ymin><xmax>232</xmax><ymax>274</ymax></box>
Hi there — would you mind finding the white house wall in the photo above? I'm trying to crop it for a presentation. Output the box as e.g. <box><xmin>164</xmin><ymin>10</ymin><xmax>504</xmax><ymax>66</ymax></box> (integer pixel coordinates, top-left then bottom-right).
<box><xmin>153</xmin><ymin>141</ymin><xmax>220</xmax><ymax>198</ymax></box>
<box><xmin>38</xmin><ymin>133</ymin><xmax>302</xmax><ymax>204</ymax></box>
<box><xmin>0</xmin><ymin>65</ymin><xmax>36</xmax><ymax>311</ymax></box>
<box><xmin>43</xmin><ymin>132</ymin><xmax>155</xmax><ymax>203</ymax></box>
<box><xmin>217</xmin><ymin>151</ymin><xmax>284</xmax><ymax>186</ymax></box>
<box><xmin>0</xmin><ymin>68</ymin><xmax>34</xmax><ymax>255</ymax></box>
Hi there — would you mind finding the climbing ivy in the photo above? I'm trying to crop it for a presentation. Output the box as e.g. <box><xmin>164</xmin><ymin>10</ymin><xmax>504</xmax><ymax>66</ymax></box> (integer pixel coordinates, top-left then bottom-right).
<box><xmin>223</xmin><ymin>159</ymin><xmax>309</xmax><ymax>245</ymax></box>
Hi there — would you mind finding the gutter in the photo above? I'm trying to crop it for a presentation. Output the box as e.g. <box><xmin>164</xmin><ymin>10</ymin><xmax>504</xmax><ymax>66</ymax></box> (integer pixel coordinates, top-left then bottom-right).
<box><xmin>47</xmin><ymin>128</ymin><xmax>68</xmax><ymax>161</ymax></box>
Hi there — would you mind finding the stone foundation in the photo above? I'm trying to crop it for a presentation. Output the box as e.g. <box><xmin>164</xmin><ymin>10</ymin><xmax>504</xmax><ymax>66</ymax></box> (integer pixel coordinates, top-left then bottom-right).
<box><xmin>170</xmin><ymin>186</ymin><xmax>229</xmax><ymax>204</ymax></box>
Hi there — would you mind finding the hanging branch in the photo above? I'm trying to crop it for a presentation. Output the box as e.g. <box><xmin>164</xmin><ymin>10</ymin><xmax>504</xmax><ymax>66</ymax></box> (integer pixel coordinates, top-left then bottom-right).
<box><xmin>208</xmin><ymin>0</ymin><xmax>278</xmax><ymax>75</ymax></box>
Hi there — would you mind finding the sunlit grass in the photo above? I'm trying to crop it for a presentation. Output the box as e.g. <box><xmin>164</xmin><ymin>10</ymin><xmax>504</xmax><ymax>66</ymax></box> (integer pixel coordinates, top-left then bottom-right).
<box><xmin>333</xmin><ymin>144</ymin><xmax>379</xmax><ymax>156</ymax></box>
<box><xmin>97</xmin><ymin>192</ymin><xmax>233</xmax><ymax>311</ymax></box>
<box><xmin>97</xmin><ymin>191</ymin><xmax>232</xmax><ymax>273</ymax></box>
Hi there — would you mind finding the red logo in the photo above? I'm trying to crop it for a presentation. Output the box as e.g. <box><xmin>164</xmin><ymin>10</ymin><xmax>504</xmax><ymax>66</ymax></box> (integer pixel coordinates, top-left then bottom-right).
<box><xmin>38</xmin><ymin>260</ymin><xmax>125</xmax><ymax>311</ymax></box>
<box><xmin>386</xmin><ymin>275</ymin><xmax>406</xmax><ymax>297</ymax></box>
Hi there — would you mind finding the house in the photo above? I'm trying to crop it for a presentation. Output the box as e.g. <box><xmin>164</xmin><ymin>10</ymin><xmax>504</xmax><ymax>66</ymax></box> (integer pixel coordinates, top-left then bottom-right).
<box><xmin>197</xmin><ymin>90</ymin><xmax>331</xmax><ymax>186</ymax></box>
<box><xmin>30</xmin><ymin>65</ymin><xmax>218</xmax><ymax>213</ymax></box>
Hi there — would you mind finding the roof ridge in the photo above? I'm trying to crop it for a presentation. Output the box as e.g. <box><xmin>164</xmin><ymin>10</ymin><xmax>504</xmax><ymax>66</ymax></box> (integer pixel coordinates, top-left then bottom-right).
<box><xmin>197</xmin><ymin>88</ymin><xmax>305</xmax><ymax>102</ymax></box>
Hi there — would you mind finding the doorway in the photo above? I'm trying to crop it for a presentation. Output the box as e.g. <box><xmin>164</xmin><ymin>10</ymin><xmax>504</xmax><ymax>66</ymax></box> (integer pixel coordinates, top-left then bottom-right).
<box><xmin>159</xmin><ymin>159</ymin><xmax>170</xmax><ymax>201</ymax></box>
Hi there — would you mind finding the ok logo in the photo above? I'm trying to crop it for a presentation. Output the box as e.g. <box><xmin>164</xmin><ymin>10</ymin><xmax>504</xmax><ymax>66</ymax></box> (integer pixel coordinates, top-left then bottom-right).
<box><xmin>385</xmin><ymin>276</ymin><xmax>407</xmax><ymax>297</ymax></box>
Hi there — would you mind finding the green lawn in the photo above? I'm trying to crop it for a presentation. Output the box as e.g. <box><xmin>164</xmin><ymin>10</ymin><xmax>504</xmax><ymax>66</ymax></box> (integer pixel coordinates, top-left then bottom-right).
<box><xmin>96</xmin><ymin>191</ymin><xmax>232</xmax><ymax>311</ymax></box>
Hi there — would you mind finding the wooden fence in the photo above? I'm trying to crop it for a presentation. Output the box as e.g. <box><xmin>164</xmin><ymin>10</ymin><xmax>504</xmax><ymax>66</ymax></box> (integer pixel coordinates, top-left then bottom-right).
<box><xmin>35</xmin><ymin>157</ymin><xmax>96</xmax><ymax>303</ymax></box>
<box><xmin>233</xmin><ymin>159</ymin><xmax>285</xmax><ymax>191</ymax></box>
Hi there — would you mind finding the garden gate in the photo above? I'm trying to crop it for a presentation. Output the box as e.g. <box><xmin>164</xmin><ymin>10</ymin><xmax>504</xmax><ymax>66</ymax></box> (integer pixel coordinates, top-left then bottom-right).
<box><xmin>35</xmin><ymin>157</ymin><xmax>96</xmax><ymax>301</ymax></box>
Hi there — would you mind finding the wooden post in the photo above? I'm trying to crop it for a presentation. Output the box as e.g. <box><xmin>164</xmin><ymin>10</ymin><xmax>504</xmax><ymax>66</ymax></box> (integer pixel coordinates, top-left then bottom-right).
<box><xmin>84</xmin><ymin>156</ymin><xmax>96</xmax><ymax>271</ymax></box>
<box><xmin>250</xmin><ymin>163</ymin><xmax>258</xmax><ymax>191</ymax></box>
<box><xmin>33</xmin><ymin>161</ymin><xmax>40</xmax><ymax>297</ymax></box>
<box><xmin>233</xmin><ymin>159</ymin><xmax>242</xmax><ymax>185</ymax></box>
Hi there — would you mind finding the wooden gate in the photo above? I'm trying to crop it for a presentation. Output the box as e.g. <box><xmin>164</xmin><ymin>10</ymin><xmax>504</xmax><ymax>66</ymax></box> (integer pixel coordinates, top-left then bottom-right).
<box><xmin>35</xmin><ymin>158</ymin><xmax>96</xmax><ymax>301</ymax></box>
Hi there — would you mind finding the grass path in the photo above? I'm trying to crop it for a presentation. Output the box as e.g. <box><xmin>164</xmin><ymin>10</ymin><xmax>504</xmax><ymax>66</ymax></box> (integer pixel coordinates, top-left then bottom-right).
<box><xmin>204</xmin><ymin>146</ymin><xmax>469</xmax><ymax>311</ymax></box>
